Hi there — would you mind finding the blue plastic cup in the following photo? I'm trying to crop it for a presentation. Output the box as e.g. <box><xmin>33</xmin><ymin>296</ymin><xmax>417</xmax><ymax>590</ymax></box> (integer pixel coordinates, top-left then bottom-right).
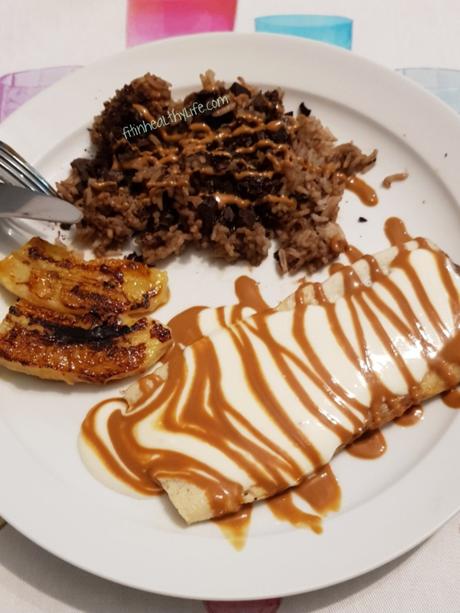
<box><xmin>397</xmin><ymin>68</ymin><xmax>460</xmax><ymax>113</ymax></box>
<box><xmin>255</xmin><ymin>15</ymin><xmax>353</xmax><ymax>50</ymax></box>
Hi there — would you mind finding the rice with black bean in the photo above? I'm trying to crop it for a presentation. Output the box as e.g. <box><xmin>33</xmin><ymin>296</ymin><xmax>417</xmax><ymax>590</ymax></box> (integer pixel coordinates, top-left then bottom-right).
<box><xmin>57</xmin><ymin>71</ymin><xmax>376</xmax><ymax>273</ymax></box>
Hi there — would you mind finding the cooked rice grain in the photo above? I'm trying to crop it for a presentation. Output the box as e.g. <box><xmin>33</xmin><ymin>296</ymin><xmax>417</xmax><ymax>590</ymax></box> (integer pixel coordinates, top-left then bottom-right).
<box><xmin>57</xmin><ymin>71</ymin><xmax>376</xmax><ymax>273</ymax></box>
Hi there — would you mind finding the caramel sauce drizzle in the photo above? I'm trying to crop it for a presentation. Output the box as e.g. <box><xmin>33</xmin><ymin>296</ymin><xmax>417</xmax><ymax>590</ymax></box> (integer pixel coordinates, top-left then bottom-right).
<box><xmin>345</xmin><ymin>244</ymin><xmax>364</xmax><ymax>263</ymax></box>
<box><xmin>213</xmin><ymin>504</ymin><xmax>253</xmax><ymax>551</ymax></box>
<box><xmin>128</xmin><ymin>107</ymin><xmax>296</xmax><ymax>216</ymax></box>
<box><xmin>169</xmin><ymin>280</ymin><xmax>341</xmax><ymax>543</ymax></box>
<box><xmin>126</xmin><ymin>105</ymin><xmax>378</xmax><ymax>226</ymax></box>
<box><xmin>394</xmin><ymin>404</ymin><xmax>424</xmax><ymax>426</ymax></box>
<box><xmin>267</xmin><ymin>465</ymin><xmax>341</xmax><ymax>533</ymax></box>
<box><xmin>442</xmin><ymin>388</ymin><xmax>460</xmax><ymax>408</ymax></box>
<box><xmin>81</xmin><ymin>397</ymin><xmax>163</xmax><ymax>496</ymax></box>
<box><xmin>385</xmin><ymin>217</ymin><xmax>412</xmax><ymax>245</ymax></box>
<box><xmin>347</xmin><ymin>430</ymin><xmax>387</xmax><ymax>459</ymax></box>
<box><xmin>301</xmin><ymin>464</ymin><xmax>341</xmax><ymax>515</ymax></box>
<box><xmin>266</xmin><ymin>491</ymin><xmax>322</xmax><ymax>534</ymax></box>
<box><xmin>234</xmin><ymin>275</ymin><xmax>269</xmax><ymax>312</ymax></box>
<box><xmin>81</xmin><ymin>217</ymin><xmax>460</xmax><ymax>548</ymax></box>
<box><xmin>345</xmin><ymin>176</ymin><xmax>379</xmax><ymax>206</ymax></box>
<box><xmin>329</xmin><ymin>263</ymin><xmax>345</xmax><ymax>275</ymax></box>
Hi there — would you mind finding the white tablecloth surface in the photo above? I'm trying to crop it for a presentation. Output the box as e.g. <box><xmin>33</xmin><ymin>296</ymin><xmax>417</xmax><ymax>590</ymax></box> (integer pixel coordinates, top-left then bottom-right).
<box><xmin>0</xmin><ymin>1</ymin><xmax>459</xmax><ymax>611</ymax></box>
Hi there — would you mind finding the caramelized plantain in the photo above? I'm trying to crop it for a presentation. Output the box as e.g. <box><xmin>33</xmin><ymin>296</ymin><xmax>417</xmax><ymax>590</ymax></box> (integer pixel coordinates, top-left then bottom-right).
<box><xmin>0</xmin><ymin>300</ymin><xmax>172</xmax><ymax>384</ymax></box>
<box><xmin>0</xmin><ymin>238</ymin><xmax>169</xmax><ymax>317</ymax></box>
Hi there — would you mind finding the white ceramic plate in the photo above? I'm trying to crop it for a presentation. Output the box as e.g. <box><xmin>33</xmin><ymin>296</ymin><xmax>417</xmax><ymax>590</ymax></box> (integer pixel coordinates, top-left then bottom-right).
<box><xmin>0</xmin><ymin>33</ymin><xmax>460</xmax><ymax>601</ymax></box>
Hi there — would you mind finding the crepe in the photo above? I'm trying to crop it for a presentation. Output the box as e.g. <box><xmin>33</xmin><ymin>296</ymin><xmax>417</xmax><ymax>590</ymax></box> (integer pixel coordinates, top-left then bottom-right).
<box><xmin>81</xmin><ymin>239</ymin><xmax>460</xmax><ymax>522</ymax></box>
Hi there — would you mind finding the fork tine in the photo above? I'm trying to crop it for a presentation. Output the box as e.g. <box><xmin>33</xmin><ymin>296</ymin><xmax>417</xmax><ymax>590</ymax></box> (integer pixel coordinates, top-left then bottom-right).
<box><xmin>0</xmin><ymin>141</ymin><xmax>51</xmax><ymax>188</ymax></box>
<box><xmin>0</xmin><ymin>155</ymin><xmax>45</xmax><ymax>193</ymax></box>
<box><xmin>0</xmin><ymin>150</ymin><xmax>51</xmax><ymax>195</ymax></box>
<box><xmin>0</xmin><ymin>158</ymin><xmax>43</xmax><ymax>192</ymax></box>
<box><xmin>0</xmin><ymin>146</ymin><xmax>53</xmax><ymax>195</ymax></box>
<box><xmin>0</xmin><ymin>141</ymin><xmax>57</xmax><ymax>196</ymax></box>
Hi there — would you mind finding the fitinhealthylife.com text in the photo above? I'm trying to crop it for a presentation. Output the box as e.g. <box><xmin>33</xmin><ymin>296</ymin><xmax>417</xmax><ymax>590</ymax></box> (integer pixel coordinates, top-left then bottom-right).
<box><xmin>122</xmin><ymin>94</ymin><xmax>230</xmax><ymax>139</ymax></box>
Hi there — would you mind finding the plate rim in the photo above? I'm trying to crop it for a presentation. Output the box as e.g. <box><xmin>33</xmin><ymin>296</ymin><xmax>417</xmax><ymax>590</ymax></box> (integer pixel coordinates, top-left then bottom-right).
<box><xmin>0</xmin><ymin>32</ymin><xmax>460</xmax><ymax>601</ymax></box>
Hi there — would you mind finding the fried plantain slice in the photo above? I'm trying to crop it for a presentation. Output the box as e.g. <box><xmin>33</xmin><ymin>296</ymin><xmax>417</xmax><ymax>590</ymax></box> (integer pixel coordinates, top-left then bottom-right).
<box><xmin>0</xmin><ymin>300</ymin><xmax>172</xmax><ymax>384</ymax></box>
<box><xmin>0</xmin><ymin>237</ymin><xmax>169</xmax><ymax>317</ymax></box>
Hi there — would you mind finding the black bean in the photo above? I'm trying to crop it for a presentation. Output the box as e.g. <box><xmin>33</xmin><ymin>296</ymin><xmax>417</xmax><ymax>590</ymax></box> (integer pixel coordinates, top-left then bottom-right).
<box><xmin>299</xmin><ymin>102</ymin><xmax>311</xmax><ymax>117</ymax></box>
<box><xmin>230</xmin><ymin>82</ymin><xmax>251</xmax><ymax>97</ymax></box>
<box><xmin>197</xmin><ymin>196</ymin><xmax>218</xmax><ymax>236</ymax></box>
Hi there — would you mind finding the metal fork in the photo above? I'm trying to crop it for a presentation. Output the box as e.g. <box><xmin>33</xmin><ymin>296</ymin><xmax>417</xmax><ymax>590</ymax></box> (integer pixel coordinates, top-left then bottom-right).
<box><xmin>0</xmin><ymin>141</ymin><xmax>58</xmax><ymax>531</ymax></box>
<box><xmin>0</xmin><ymin>140</ymin><xmax>57</xmax><ymax>196</ymax></box>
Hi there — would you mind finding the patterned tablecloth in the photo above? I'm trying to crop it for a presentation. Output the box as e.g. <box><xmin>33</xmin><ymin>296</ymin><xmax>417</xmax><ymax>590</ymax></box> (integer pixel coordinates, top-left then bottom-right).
<box><xmin>0</xmin><ymin>1</ymin><xmax>459</xmax><ymax>611</ymax></box>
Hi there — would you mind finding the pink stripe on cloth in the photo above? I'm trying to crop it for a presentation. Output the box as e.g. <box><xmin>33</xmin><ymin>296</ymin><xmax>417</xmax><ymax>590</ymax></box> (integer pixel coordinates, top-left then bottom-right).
<box><xmin>205</xmin><ymin>599</ymin><xmax>282</xmax><ymax>613</ymax></box>
<box><xmin>126</xmin><ymin>0</ymin><xmax>237</xmax><ymax>46</ymax></box>
<box><xmin>0</xmin><ymin>66</ymin><xmax>79</xmax><ymax>121</ymax></box>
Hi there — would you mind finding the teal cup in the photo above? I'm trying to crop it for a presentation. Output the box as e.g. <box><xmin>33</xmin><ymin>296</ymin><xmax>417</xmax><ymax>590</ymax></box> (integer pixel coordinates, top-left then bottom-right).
<box><xmin>255</xmin><ymin>15</ymin><xmax>353</xmax><ymax>49</ymax></box>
